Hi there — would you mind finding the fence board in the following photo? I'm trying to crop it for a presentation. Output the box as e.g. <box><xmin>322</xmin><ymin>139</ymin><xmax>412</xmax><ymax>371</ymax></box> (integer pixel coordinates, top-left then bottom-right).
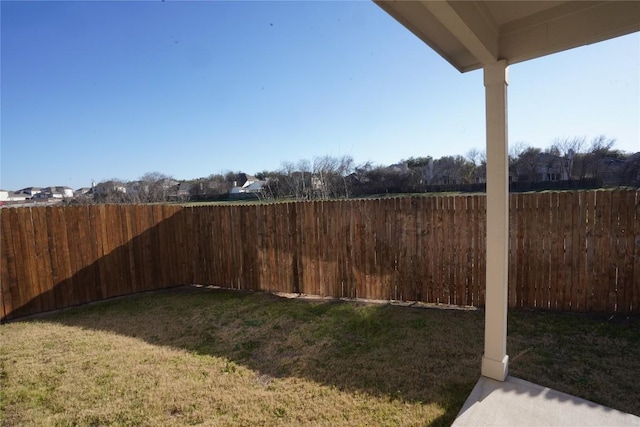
<box><xmin>416</xmin><ymin>197</ymin><xmax>427</xmax><ymax>303</ymax></box>
<box><xmin>17</xmin><ymin>209</ymin><xmax>41</xmax><ymax>315</ymax></box>
<box><xmin>584</xmin><ymin>192</ymin><xmax>596</xmax><ymax>311</ymax></box>
<box><xmin>9</xmin><ymin>209</ymin><xmax>30</xmax><ymax>317</ymax></box>
<box><xmin>632</xmin><ymin>190</ymin><xmax>640</xmax><ymax>312</ymax></box>
<box><xmin>31</xmin><ymin>208</ymin><xmax>54</xmax><ymax>313</ymax></box>
<box><xmin>1</xmin><ymin>210</ymin><xmax>17</xmax><ymax>318</ymax></box>
<box><xmin>599</xmin><ymin>191</ymin><xmax>613</xmax><ymax>312</ymax></box>
<box><xmin>550</xmin><ymin>192</ymin><xmax>563</xmax><ymax>310</ymax></box>
<box><xmin>541</xmin><ymin>193</ymin><xmax>552</xmax><ymax>310</ymax></box>
<box><xmin>609</xmin><ymin>191</ymin><xmax>625</xmax><ymax>312</ymax></box>
<box><xmin>620</xmin><ymin>190</ymin><xmax>635</xmax><ymax>313</ymax></box>
<box><xmin>474</xmin><ymin>195</ymin><xmax>483</xmax><ymax>306</ymax></box>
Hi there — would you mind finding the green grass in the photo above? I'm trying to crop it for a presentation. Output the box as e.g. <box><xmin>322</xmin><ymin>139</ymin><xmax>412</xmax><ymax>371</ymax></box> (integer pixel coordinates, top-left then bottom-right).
<box><xmin>1</xmin><ymin>287</ymin><xmax>639</xmax><ymax>426</ymax></box>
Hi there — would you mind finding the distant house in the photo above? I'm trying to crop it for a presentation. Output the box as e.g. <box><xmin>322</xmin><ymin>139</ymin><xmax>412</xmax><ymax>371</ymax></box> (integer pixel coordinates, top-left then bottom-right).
<box><xmin>233</xmin><ymin>173</ymin><xmax>259</xmax><ymax>188</ymax></box>
<box><xmin>598</xmin><ymin>157</ymin><xmax>627</xmax><ymax>186</ymax></box>
<box><xmin>471</xmin><ymin>164</ymin><xmax>487</xmax><ymax>184</ymax></box>
<box><xmin>229</xmin><ymin>179</ymin><xmax>266</xmax><ymax>195</ymax></box>
<box><xmin>0</xmin><ymin>190</ymin><xmax>24</xmax><ymax>202</ymax></box>
<box><xmin>94</xmin><ymin>182</ymin><xmax>127</xmax><ymax>195</ymax></box>
<box><xmin>33</xmin><ymin>186</ymin><xmax>74</xmax><ymax>200</ymax></box>
<box><xmin>175</xmin><ymin>182</ymin><xmax>192</xmax><ymax>198</ymax></box>
<box><xmin>15</xmin><ymin>187</ymin><xmax>43</xmax><ymax>198</ymax></box>
<box><xmin>167</xmin><ymin>182</ymin><xmax>193</xmax><ymax>200</ymax></box>
<box><xmin>537</xmin><ymin>152</ymin><xmax>572</xmax><ymax>181</ymax></box>
<box><xmin>515</xmin><ymin>152</ymin><xmax>572</xmax><ymax>182</ymax></box>
<box><xmin>75</xmin><ymin>187</ymin><xmax>93</xmax><ymax>196</ymax></box>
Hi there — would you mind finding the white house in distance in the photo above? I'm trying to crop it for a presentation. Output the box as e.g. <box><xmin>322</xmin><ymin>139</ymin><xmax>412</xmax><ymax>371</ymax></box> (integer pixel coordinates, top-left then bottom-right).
<box><xmin>0</xmin><ymin>190</ymin><xmax>27</xmax><ymax>203</ymax></box>
<box><xmin>93</xmin><ymin>181</ymin><xmax>127</xmax><ymax>196</ymax></box>
<box><xmin>229</xmin><ymin>175</ymin><xmax>266</xmax><ymax>195</ymax></box>
<box><xmin>33</xmin><ymin>186</ymin><xmax>74</xmax><ymax>199</ymax></box>
<box><xmin>15</xmin><ymin>187</ymin><xmax>43</xmax><ymax>198</ymax></box>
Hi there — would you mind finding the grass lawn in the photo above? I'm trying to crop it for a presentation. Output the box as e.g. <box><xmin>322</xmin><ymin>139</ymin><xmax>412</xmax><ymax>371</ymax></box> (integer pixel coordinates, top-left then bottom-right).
<box><xmin>1</xmin><ymin>287</ymin><xmax>639</xmax><ymax>426</ymax></box>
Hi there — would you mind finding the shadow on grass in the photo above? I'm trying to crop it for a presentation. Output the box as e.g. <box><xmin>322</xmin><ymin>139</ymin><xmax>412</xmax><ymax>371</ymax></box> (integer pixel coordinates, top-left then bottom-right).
<box><xmin>39</xmin><ymin>286</ymin><xmax>485</xmax><ymax>426</ymax></box>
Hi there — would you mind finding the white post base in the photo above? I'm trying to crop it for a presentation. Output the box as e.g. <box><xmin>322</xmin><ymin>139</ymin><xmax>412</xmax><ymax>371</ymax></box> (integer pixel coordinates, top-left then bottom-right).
<box><xmin>482</xmin><ymin>355</ymin><xmax>509</xmax><ymax>381</ymax></box>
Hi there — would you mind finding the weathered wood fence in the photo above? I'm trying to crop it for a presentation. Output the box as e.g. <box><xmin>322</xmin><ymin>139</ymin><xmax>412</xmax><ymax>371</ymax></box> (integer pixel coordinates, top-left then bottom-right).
<box><xmin>1</xmin><ymin>190</ymin><xmax>638</xmax><ymax>320</ymax></box>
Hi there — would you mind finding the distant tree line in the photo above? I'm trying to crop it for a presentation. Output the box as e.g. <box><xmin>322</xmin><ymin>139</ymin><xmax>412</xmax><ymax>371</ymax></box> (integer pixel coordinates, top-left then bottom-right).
<box><xmin>75</xmin><ymin>135</ymin><xmax>638</xmax><ymax>205</ymax></box>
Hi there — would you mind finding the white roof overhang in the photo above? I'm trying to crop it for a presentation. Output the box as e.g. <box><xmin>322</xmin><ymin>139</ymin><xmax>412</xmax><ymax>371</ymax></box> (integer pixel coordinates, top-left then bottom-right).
<box><xmin>374</xmin><ymin>1</ymin><xmax>640</xmax><ymax>72</ymax></box>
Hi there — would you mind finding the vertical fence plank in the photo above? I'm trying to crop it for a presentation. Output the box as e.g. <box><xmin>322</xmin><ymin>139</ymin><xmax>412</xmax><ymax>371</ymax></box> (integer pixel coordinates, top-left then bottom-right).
<box><xmin>508</xmin><ymin>194</ymin><xmax>517</xmax><ymax>308</ymax></box>
<box><xmin>333</xmin><ymin>201</ymin><xmax>343</xmax><ymax>298</ymax></box>
<box><xmin>203</xmin><ymin>205</ymin><xmax>215</xmax><ymax>286</ymax></box>
<box><xmin>150</xmin><ymin>204</ymin><xmax>164</xmax><ymax>289</ymax></box>
<box><xmin>589</xmin><ymin>191</ymin><xmax>599</xmax><ymax>311</ymax></box>
<box><xmin>577</xmin><ymin>192</ymin><xmax>590</xmax><ymax>311</ymax></box>
<box><xmin>139</xmin><ymin>205</ymin><xmax>153</xmax><ymax>290</ymax></box>
<box><xmin>435</xmin><ymin>196</ymin><xmax>445</xmax><ymax>304</ymax></box>
<box><xmin>562</xmin><ymin>192</ymin><xmax>575</xmax><ymax>311</ymax></box>
<box><xmin>549</xmin><ymin>192</ymin><xmax>563</xmax><ymax>310</ymax></box>
<box><xmin>472</xmin><ymin>195</ymin><xmax>482</xmax><ymax>307</ymax></box>
<box><xmin>620</xmin><ymin>190</ymin><xmax>636</xmax><ymax>313</ymax></box>
<box><xmin>534</xmin><ymin>193</ymin><xmax>545</xmax><ymax>309</ymax></box>
<box><xmin>522</xmin><ymin>193</ymin><xmax>533</xmax><ymax>308</ymax></box>
<box><xmin>18</xmin><ymin>209</ymin><xmax>42</xmax><ymax>315</ymax></box>
<box><xmin>584</xmin><ymin>192</ymin><xmax>596</xmax><ymax>311</ymax></box>
<box><xmin>632</xmin><ymin>190</ymin><xmax>640</xmax><ymax>313</ymax></box>
<box><xmin>97</xmin><ymin>205</ymin><xmax>110</xmax><ymax>297</ymax></box>
<box><xmin>541</xmin><ymin>192</ymin><xmax>552</xmax><ymax>310</ymax></box>
<box><xmin>416</xmin><ymin>197</ymin><xmax>428</xmax><ymax>303</ymax></box>
<box><xmin>218</xmin><ymin>205</ymin><xmax>231</xmax><ymax>288</ymax></box>
<box><xmin>597</xmin><ymin>191</ymin><xmax>613</xmax><ymax>312</ymax></box>
<box><xmin>318</xmin><ymin>201</ymin><xmax>326</xmax><ymax>297</ymax></box>
<box><xmin>89</xmin><ymin>205</ymin><xmax>105</xmax><ymax>299</ymax></box>
<box><xmin>290</xmin><ymin>202</ymin><xmax>301</xmax><ymax>295</ymax></box>
<box><xmin>32</xmin><ymin>208</ymin><xmax>55</xmax><ymax>313</ymax></box>
<box><xmin>332</xmin><ymin>200</ymin><xmax>342</xmax><ymax>298</ymax></box>
<box><xmin>423</xmin><ymin>197</ymin><xmax>434</xmax><ymax>304</ymax></box>
<box><xmin>0</xmin><ymin>214</ymin><xmax>8</xmax><ymax>319</ymax></box>
<box><xmin>1</xmin><ymin>209</ymin><xmax>17</xmax><ymax>319</ymax></box>
<box><xmin>273</xmin><ymin>203</ymin><xmax>283</xmax><ymax>293</ymax></box>
<box><xmin>350</xmin><ymin>200</ymin><xmax>361</xmax><ymax>299</ymax></box>
<box><xmin>609</xmin><ymin>191</ymin><xmax>625</xmax><ymax>312</ymax></box>
<box><xmin>8</xmin><ymin>209</ymin><xmax>28</xmax><ymax>317</ymax></box>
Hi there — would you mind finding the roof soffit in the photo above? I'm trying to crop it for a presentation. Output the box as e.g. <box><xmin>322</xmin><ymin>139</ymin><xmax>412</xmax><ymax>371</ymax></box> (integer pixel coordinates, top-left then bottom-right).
<box><xmin>375</xmin><ymin>1</ymin><xmax>640</xmax><ymax>72</ymax></box>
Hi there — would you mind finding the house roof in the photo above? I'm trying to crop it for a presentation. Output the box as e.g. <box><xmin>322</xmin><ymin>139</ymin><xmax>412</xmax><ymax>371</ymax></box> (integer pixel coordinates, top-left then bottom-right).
<box><xmin>374</xmin><ymin>1</ymin><xmax>640</xmax><ymax>72</ymax></box>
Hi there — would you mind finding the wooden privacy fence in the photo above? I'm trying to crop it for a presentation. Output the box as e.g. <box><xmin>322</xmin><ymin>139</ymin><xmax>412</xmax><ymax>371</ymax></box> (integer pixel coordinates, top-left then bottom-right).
<box><xmin>1</xmin><ymin>190</ymin><xmax>638</xmax><ymax>320</ymax></box>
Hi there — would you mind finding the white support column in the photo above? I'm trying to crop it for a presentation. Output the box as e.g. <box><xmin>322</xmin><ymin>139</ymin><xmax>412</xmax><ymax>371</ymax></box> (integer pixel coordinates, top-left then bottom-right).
<box><xmin>482</xmin><ymin>60</ymin><xmax>509</xmax><ymax>381</ymax></box>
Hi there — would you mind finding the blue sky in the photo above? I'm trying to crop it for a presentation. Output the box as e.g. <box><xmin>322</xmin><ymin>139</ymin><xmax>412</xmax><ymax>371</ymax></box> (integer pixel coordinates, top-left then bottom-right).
<box><xmin>1</xmin><ymin>1</ymin><xmax>638</xmax><ymax>191</ymax></box>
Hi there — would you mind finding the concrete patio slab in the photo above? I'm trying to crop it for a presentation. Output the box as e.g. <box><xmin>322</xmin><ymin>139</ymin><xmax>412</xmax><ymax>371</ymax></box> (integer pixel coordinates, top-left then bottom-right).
<box><xmin>453</xmin><ymin>376</ymin><xmax>640</xmax><ymax>427</ymax></box>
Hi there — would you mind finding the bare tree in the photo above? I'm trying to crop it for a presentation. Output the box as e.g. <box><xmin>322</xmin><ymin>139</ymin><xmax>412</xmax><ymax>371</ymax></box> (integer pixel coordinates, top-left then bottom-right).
<box><xmin>136</xmin><ymin>172</ymin><xmax>175</xmax><ymax>203</ymax></box>
<box><xmin>573</xmin><ymin>136</ymin><xmax>620</xmax><ymax>180</ymax></box>
<box><xmin>312</xmin><ymin>155</ymin><xmax>354</xmax><ymax>199</ymax></box>
<box><xmin>431</xmin><ymin>155</ymin><xmax>475</xmax><ymax>185</ymax></box>
<box><xmin>93</xmin><ymin>179</ymin><xmax>131</xmax><ymax>203</ymax></box>
<box><xmin>547</xmin><ymin>137</ymin><xmax>585</xmax><ymax>180</ymax></box>
<box><xmin>515</xmin><ymin>146</ymin><xmax>542</xmax><ymax>182</ymax></box>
